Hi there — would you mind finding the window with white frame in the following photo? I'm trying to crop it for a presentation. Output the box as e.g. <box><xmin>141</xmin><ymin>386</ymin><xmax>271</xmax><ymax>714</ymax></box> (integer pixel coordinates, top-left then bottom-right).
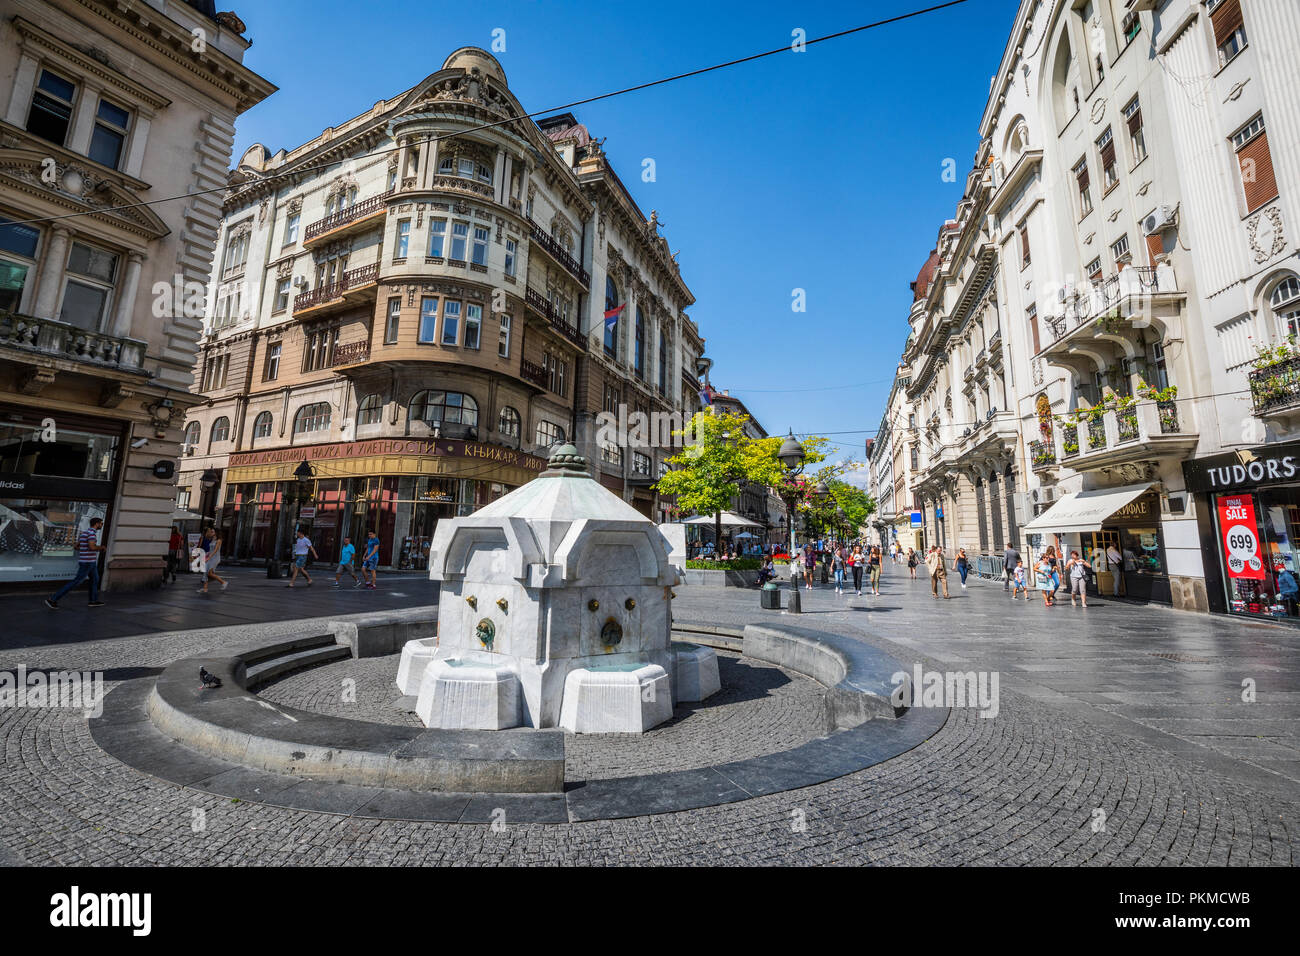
<box><xmin>442</xmin><ymin>301</ymin><xmax>461</xmax><ymax>345</ymax></box>
<box><xmin>222</xmin><ymin>228</ymin><xmax>249</xmax><ymax>276</ymax></box>
<box><xmin>394</xmin><ymin>219</ymin><xmax>411</xmax><ymax>259</ymax></box>
<box><xmin>303</xmin><ymin>327</ymin><xmax>339</xmax><ymax>372</ymax></box>
<box><xmin>1073</xmin><ymin>157</ymin><xmax>1093</xmax><ymax>215</ymax></box>
<box><xmin>543</xmin><ymin>351</ymin><xmax>567</xmax><ymax>396</ymax></box>
<box><xmin>498</xmin><ymin>405</ymin><xmax>521</xmax><ymax>438</ymax></box>
<box><xmin>504</xmin><ymin>238</ymin><xmax>517</xmax><ymax>276</ymax></box>
<box><xmin>284</xmin><ymin>212</ymin><xmax>300</xmax><ymax>245</ymax></box>
<box><xmin>60</xmin><ymin>241</ymin><xmax>118</xmax><ymax>331</ymax></box>
<box><xmin>263</xmin><ymin>342</ymin><xmax>281</xmax><ymax>381</ymax></box>
<box><xmin>601</xmin><ymin>441</ymin><xmax>622</xmax><ymax>466</ymax></box>
<box><xmin>89</xmin><ymin>98</ymin><xmax>131</xmax><ymax>170</ymax></box>
<box><xmin>633</xmin><ymin>452</ymin><xmax>652</xmax><ymax>476</ymax></box>
<box><xmin>183</xmin><ymin>421</ymin><xmax>200</xmax><ymax>450</ymax></box>
<box><xmin>464</xmin><ymin>303</ymin><xmax>482</xmax><ymax>350</ymax></box>
<box><xmin>427</xmin><ymin>218</ymin><xmax>446</xmax><ymax>258</ymax></box>
<box><xmin>294</xmin><ymin>403</ymin><xmax>331</xmax><ymax>435</ymax></box>
<box><xmin>418</xmin><ymin>296</ymin><xmax>438</xmax><ymax>343</ymax></box>
<box><xmin>253</xmin><ymin>411</ymin><xmax>273</xmax><ymax>438</ymax></box>
<box><xmin>1097</xmin><ymin>127</ymin><xmax>1119</xmax><ymax>191</ymax></box>
<box><xmin>410</xmin><ymin>390</ymin><xmax>478</xmax><ymax>428</ymax></box>
<box><xmin>0</xmin><ymin>215</ymin><xmax>40</xmax><ymax>312</ymax></box>
<box><xmin>1123</xmin><ymin>97</ymin><xmax>1146</xmax><ymax>163</ymax></box>
<box><xmin>471</xmin><ymin>226</ymin><xmax>489</xmax><ymax>267</ymax></box>
<box><xmin>177</xmin><ymin>488</ymin><xmax>191</xmax><ymax>510</ymax></box>
<box><xmin>385</xmin><ymin>296</ymin><xmax>401</xmax><ymax>344</ymax></box>
<box><xmin>357</xmin><ymin>394</ymin><xmax>383</xmax><ymax>426</ymax></box>
<box><xmin>1110</xmin><ymin>233</ymin><xmax>1131</xmax><ymax>267</ymax></box>
<box><xmin>1207</xmin><ymin>0</ymin><xmax>1247</xmax><ymax>66</ymax></box>
<box><xmin>498</xmin><ymin>313</ymin><xmax>511</xmax><ymax>358</ymax></box>
<box><xmin>210</xmin><ymin>416</ymin><xmax>231</xmax><ymax>444</ymax></box>
<box><xmin>536</xmin><ymin>420</ymin><xmax>565</xmax><ymax>448</ymax></box>
<box><xmin>26</xmin><ymin>70</ymin><xmax>76</xmax><ymax>147</ymax></box>
<box><xmin>274</xmin><ymin>277</ymin><xmax>291</xmax><ymax>313</ymax></box>
<box><xmin>450</xmin><ymin>222</ymin><xmax>469</xmax><ymax>261</ymax></box>
<box><xmin>1271</xmin><ymin>276</ymin><xmax>1300</xmax><ymax>339</ymax></box>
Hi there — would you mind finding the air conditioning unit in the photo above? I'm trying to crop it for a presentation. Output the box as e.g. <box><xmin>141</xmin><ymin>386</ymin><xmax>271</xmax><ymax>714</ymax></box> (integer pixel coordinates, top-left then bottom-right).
<box><xmin>293</xmin><ymin>275</ymin><xmax>307</xmax><ymax>288</ymax></box>
<box><xmin>1143</xmin><ymin>204</ymin><xmax>1177</xmax><ymax>235</ymax></box>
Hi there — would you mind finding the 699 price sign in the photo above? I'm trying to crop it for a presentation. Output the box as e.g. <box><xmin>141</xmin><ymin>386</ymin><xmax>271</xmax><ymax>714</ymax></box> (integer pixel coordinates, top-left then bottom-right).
<box><xmin>1217</xmin><ymin>495</ymin><xmax>1265</xmax><ymax>580</ymax></box>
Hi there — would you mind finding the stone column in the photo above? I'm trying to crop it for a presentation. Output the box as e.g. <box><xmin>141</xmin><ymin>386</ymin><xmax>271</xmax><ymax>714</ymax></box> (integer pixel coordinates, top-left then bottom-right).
<box><xmin>493</xmin><ymin>149</ymin><xmax>507</xmax><ymax>205</ymax></box>
<box><xmin>67</xmin><ymin>81</ymin><xmax>101</xmax><ymax>156</ymax></box>
<box><xmin>110</xmin><ymin>252</ymin><xmax>144</xmax><ymax>337</ymax></box>
<box><xmin>33</xmin><ymin>227</ymin><xmax>71</xmax><ymax>320</ymax></box>
<box><xmin>4</xmin><ymin>54</ymin><xmax>40</xmax><ymax>127</ymax></box>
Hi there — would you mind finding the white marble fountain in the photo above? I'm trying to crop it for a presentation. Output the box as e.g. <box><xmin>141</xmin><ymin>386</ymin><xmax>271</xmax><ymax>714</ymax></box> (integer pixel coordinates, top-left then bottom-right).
<box><xmin>396</xmin><ymin>445</ymin><xmax>719</xmax><ymax>732</ymax></box>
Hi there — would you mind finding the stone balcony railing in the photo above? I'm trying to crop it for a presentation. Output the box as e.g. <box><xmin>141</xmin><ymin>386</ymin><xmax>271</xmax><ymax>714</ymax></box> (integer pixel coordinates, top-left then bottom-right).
<box><xmin>1042</xmin><ymin>264</ymin><xmax>1180</xmax><ymax>348</ymax></box>
<box><xmin>0</xmin><ymin>311</ymin><xmax>148</xmax><ymax>373</ymax></box>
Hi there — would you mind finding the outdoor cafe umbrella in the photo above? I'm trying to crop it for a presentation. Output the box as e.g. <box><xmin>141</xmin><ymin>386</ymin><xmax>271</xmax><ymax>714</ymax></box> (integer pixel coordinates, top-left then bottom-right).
<box><xmin>680</xmin><ymin>511</ymin><xmax>761</xmax><ymax>528</ymax></box>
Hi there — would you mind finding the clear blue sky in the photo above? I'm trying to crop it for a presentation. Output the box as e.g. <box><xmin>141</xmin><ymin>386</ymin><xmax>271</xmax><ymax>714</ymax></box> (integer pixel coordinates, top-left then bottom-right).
<box><xmin>230</xmin><ymin>0</ymin><xmax>1016</xmax><ymax>468</ymax></box>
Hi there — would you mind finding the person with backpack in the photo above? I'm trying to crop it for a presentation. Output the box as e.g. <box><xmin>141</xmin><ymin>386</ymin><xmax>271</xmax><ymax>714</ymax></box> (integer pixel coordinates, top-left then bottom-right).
<box><xmin>45</xmin><ymin>517</ymin><xmax>106</xmax><ymax>609</ymax></box>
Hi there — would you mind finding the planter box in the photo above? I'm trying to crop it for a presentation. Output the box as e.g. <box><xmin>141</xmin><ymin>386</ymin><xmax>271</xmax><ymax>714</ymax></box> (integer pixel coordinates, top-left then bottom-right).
<box><xmin>683</xmin><ymin>568</ymin><xmax>761</xmax><ymax>588</ymax></box>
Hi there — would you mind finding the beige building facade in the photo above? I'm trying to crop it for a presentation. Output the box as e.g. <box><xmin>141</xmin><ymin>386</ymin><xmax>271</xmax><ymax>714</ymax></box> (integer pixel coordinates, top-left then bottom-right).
<box><xmin>0</xmin><ymin>0</ymin><xmax>273</xmax><ymax>591</ymax></box>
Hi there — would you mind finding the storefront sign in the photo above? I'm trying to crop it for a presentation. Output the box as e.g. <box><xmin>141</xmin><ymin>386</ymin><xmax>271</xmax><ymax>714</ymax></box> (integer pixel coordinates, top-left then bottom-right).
<box><xmin>1184</xmin><ymin>442</ymin><xmax>1300</xmax><ymax>493</ymax></box>
<box><xmin>227</xmin><ymin>438</ymin><xmax>547</xmax><ymax>473</ymax></box>
<box><xmin>0</xmin><ymin>472</ymin><xmax>117</xmax><ymax>501</ymax></box>
<box><xmin>1217</xmin><ymin>495</ymin><xmax>1266</xmax><ymax>580</ymax></box>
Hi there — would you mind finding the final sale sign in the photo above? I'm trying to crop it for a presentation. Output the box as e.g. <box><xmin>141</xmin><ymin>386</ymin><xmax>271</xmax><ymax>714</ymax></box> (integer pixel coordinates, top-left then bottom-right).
<box><xmin>1217</xmin><ymin>494</ymin><xmax>1266</xmax><ymax>580</ymax></box>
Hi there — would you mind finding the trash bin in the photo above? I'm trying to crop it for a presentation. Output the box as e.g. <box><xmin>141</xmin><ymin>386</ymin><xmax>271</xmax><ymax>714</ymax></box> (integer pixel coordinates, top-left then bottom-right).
<box><xmin>760</xmin><ymin>582</ymin><xmax>781</xmax><ymax>610</ymax></box>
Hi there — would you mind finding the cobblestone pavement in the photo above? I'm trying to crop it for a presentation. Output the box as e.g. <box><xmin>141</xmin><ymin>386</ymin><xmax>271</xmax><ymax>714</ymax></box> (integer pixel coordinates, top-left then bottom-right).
<box><xmin>256</xmin><ymin>652</ymin><xmax>830</xmax><ymax>782</ymax></box>
<box><xmin>0</xmin><ymin>566</ymin><xmax>1296</xmax><ymax>865</ymax></box>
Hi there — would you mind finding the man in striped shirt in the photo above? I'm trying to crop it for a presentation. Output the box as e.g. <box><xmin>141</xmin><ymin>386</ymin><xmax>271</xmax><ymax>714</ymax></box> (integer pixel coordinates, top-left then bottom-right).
<box><xmin>45</xmin><ymin>517</ymin><xmax>106</xmax><ymax>609</ymax></box>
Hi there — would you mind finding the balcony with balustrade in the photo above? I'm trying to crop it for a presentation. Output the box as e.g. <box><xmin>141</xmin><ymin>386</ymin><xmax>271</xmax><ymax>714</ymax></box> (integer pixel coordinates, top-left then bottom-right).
<box><xmin>1039</xmin><ymin>264</ymin><xmax>1185</xmax><ymax>378</ymax></box>
<box><xmin>1043</xmin><ymin>398</ymin><xmax>1195</xmax><ymax>475</ymax></box>
<box><xmin>527</xmin><ymin>218</ymin><xmax>590</xmax><ymax>288</ymax></box>
<box><xmin>523</xmin><ymin>286</ymin><xmax>586</xmax><ymax>350</ymax></box>
<box><xmin>1249</xmin><ymin>355</ymin><xmax>1300</xmax><ymax>425</ymax></box>
<box><xmin>292</xmin><ymin>263</ymin><xmax>380</xmax><ymax>319</ymax></box>
<box><xmin>303</xmin><ymin>192</ymin><xmax>393</xmax><ymax>248</ymax></box>
<box><xmin>0</xmin><ymin>310</ymin><xmax>149</xmax><ymax>393</ymax></box>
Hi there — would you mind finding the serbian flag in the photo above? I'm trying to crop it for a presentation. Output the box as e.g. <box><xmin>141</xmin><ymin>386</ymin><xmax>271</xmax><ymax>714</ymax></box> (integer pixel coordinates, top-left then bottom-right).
<box><xmin>698</xmin><ymin>383</ymin><xmax>714</xmax><ymax>406</ymax></box>
<box><xmin>604</xmin><ymin>304</ymin><xmax>624</xmax><ymax>329</ymax></box>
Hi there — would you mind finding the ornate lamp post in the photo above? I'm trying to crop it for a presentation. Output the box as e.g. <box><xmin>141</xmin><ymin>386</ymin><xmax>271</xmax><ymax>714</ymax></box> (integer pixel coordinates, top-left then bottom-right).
<box><xmin>778</xmin><ymin>430</ymin><xmax>807</xmax><ymax>613</ymax></box>
<box><xmin>198</xmin><ymin>467</ymin><xmax>220</xmax><ymax>524</ymax></box>
<box><xmin>268</xmin><ymin>460</ymin><xmax>315</xmax><ymax>579</ymax></box>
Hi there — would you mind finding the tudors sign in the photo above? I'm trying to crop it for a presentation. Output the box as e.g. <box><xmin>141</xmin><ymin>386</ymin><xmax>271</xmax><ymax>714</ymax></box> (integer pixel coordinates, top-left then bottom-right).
<box><xmin>1183</xmin><ymin>441</ymin><xmax>1300</xmax><ymax>493</ymax></box>
<box><xmin>228</xmin><ymin>438</ymin><xmax>548</xmax><ymax>472</ymax></box>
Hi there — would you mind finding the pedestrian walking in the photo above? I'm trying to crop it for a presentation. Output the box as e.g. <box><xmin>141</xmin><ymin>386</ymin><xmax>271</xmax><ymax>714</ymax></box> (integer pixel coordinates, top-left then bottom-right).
<box><xmin>198</xmin><ymin>527</ymin><xmax>227</xmax><ymax>593</ymax></box>
<box><xmin>1036</xmin><ymin>554</ymin><xmax>1055</xmax><ymax>607</ymax></box>
<box><xmin>1003</xmin><ymin>542</ymin><xmax>1020</xmax><ymax>591</ymax></box>
<box><xmin>868</xmin><ymin>545</ymin><xmax>883</xmax><ymax>595</ymax></box>
<box><xmin>849</xmin><ymin>544</ymin><xmax>865</xmax><ymax>595</ymax></box>
<box><xmin>1045</xmin><ymin>545</ymin><xmax>1061</xmax><ymax>599</ymax></box>
<box><xmin>907</xmin><ymin>547</ymin><xmax>918</xmax><ymax>579</ymax></box>
<box><xmin>45</xmin><ymin>517</ymin><xmax>106</xmax><ymax>609</ymax></box>
<box><xmin>926</xmin><ymin>546</ymin><xmax>950</xmax><ymax>599</ymax></box>
<box><xmin>165</xmin><ymin>525</ymin><xmax>183</xmax><ymax>584</ymax></box>
<box><xmin>1012</xmin><ymin>559</ymin><xmax>1028</xmax><ymax>599</ymax></box>
<box><xmin>1106</xmin><ymin>542</ymin><xmax>1123</xmax><ymax>596</ymax></box>
<box><xmin>361</xmin><ymin>530</ymin><xmax>381</xmax><ymax>589</ymax></box>
<box><xmin>954</xmin><ymin>547</ymin><xmax>969</xmax><ymax>588</ymax></box>
<box><xmin>288</xmin><ymin>529</ymin><xmax>318</xmax><ymax>587</ymax></box>
<box><xmin>1066</xmin><ymin>550</ymin><xmax>1091</xmax><ymax>608</ymax></box>
<box><xmin>333</xmin><ymin>536</ymin><xmax>361</xmax><ymax>588</ymax></box>
<box><xmin>832</xmin><ymin>547</ymin><xmax>846</xmax><ymax>594</ymax></box>
<box><xmin>803</xmin><ymin>545</ymin><xmax>816</xmax><ymax>591</ymax></box>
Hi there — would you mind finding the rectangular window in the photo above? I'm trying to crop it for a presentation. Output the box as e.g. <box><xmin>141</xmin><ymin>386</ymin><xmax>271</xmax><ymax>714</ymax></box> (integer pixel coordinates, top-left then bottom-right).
<box><xmin>26</xmin><ymin>70</ymin><xmax>76</xmax><ymax>146</ymax></box>
<box><xmin>910</xmin><ymin>446</ymin><xmax>919</xmax><ymax>471</ymax></box>
<box><xmin>450</xmin><ymin>222</ymin><xmax>469</xmax><ymax>261</ymax></box>
<box><xmin>1086</xmin><ymin>257</ymin><xmax>1103</xmax><ymax>281</ymax></box>
<box><xmin>89</xmin><ymin>98</ymin><xmax>131</xmax><ymax>169</ymax></box>
<box><xmin>1123</xmin><ymin>96</ymin><xmax>1146</xmax><ymax>164</ymax></box>
<box><xmin>1209</xmin><ymin>0</ymin><xmax>1247</xmax><ymax>66</ymax></box>
<box><xmin>274</xmin><ymin>277</ymin><xmax>290</xmax><ymax>312</ymax></box>
<box><xmin>427</xmin><ymin>219</ymin><xmax>446</xmax><ymax>257</ymax></box>
<box><xmin>60</xmin><ymin>241</ymin><xmax>119</xmax><ymax>331</ymax></box>
<box><xmin>0</xmin><ymin>215</ymin><xmax>40</xmax><ymax>313</ymax></box>
<box><xmin>504</xmin><ymin>238</ymin><xmax>517</xmax><ymax>276</ymax></box>
<box><xmin>395</xmin><ymin>219</ymin><xmax>411</xmax><ymax>259</ymax></box>
<box><xmin>418</xmin><ymin>296</ymin><xmax>438</xmax><ymax>343</ymax></box>
<box><xmin>471</xmin><ymin>226</ymin><xmax>489</xmax><ymax>266</ymax></box>
<box><xmin>385</xmin><ymin>297</ymin><xmax>401</xmax><ymax>344</ymax></box>
<box><xmin>1233</xmin><ymin>115</ymin><xmax>1278</xmax><ymax>214</ymax></box>
<box><xmin>458</xmin><ymin>158</ymin><xmax>474</xmax><ymax>178</ymax></box>
<box><xmin>498</xmin><ymin>313</ymin><xmax>511</xmax><ymax>357</ymax></box>
<box><xmin>1098</xmin><ymin>127</ymin><xmax>1118</xmax><ymax>190</ymax></box>
<box><xmin>544</xmin><ymin>352</ymin><xmax>567</xmax><ymax>397</ymax></box>
<box><xmin>1027</xmin><ymin>304</ymin><xmax>1040</xmax><ymax>352</ymax></box>
<box><xmin>1073</xmin><ymin>157</ymin><xmax>1093</xmax><ymax>215</ymax></box>
<box><xmin>1111</xmin><ymin>233</ymin><xmax>1131</xmax><ymax>267</ymax></box>
<box><xmin>464</xmin><ymin>303</ymin><xmax>482</xmax><ymax>350</ymax></box>
<box><xmin>284</xmin><ymin>212</ymin><xmax>300</xmax><ymax>245</ymax></box>
<box><xmin>223</xmin><ymin>229</ymin><xmax>249</xmax><ymax>275</ymax></box>
<box><xmin>264</xmin><ymin>342</ymin><xmax>281</xmax><ymax>381</ymax></box>
<box><xmin>442</xmin><ymin>300</ymin><xmax>460</xmax><ymax>345</ymax></box>
<box><xmin>1019</xmin><ymin>224</ymin><xmax>1031</xmax><ymax>268</ymax></box>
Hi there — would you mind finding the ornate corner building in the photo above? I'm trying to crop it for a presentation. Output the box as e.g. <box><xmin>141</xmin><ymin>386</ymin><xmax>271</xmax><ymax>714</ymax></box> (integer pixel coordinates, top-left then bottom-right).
<box><xmin>0</xmin><ymin>0</ymin><xmax>274</xmax><ymax>591</ymax></box>
<box><xmin>872</xmin><ymin>0</ymin><xmax>1300</xmax><ymax>616</ymax></box>
<box><xmin>176</xmin><ymin>48</ymin><xmax>707</xmax><ymax>572</ymax></box>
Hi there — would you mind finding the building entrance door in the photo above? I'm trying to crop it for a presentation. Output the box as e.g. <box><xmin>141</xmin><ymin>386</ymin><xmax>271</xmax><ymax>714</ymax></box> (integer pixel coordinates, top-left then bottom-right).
<box><xmin>1087</xmin><ymin>529</ymin><xmax>1122</xmax><ymax>597</ymax></box>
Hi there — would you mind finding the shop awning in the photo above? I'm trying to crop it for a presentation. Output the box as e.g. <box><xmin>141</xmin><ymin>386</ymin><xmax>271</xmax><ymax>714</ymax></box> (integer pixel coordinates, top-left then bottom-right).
<box><xmin>1022</xmin><ymin>483</ymin><xmax>1154</xmax><ymax>535</ymax></box>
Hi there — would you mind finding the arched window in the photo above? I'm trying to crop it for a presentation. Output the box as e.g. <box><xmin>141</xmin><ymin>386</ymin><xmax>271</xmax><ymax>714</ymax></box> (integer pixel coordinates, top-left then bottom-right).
<box><xmin>210</xmin><ymin>416</ymin><xmax>231</xmax><ymax>444</ymax></box>
<box><xmin>604</xmin><ymin>276</ymin><xmax>619</xmax><ymax>356</ymax></box>
<box><xmin>409</xmin><ymin>390</ymin><xmax>478</xmax><ymax>428</ymax></box>
<box><xmin>183</xmin><ymin>421</ymin><xmax>200</xmax><ymax>449</ymax></box>
<box><xmin>356</xmin><ymin>394</ymin><xmax>383</xmax><ymax>426</ymax></box>
<box><xmin>634</xmin><ymin>307</ymin><xmax>646</xmax><ymax>378</ymax></box>
<box><xmin>498</xmin><ymin>405</ymin><xmax>521</xmax><ymax>438</ymax></box>
<box><xmin>1270</xmin><ymin>275</ymin><xmax>1300</xmax><ymax>339</ymax></box>
<box><xmin>658</xmin><ymin>329</ymin><xmax>667</xmax><ymax>393</ymax></box>
<box><xmin>252</xmin><ymin>411</ymin><xmax>273</xmax><ymax>438</ymax></box>
<box><xmin>536</xmin><ymin>420</ymin><xmax>565</xmax><ymax>448</ymax></box>
<box><xmin>293</xmin><ymin>402</ymin><xmax>331</xmax><ymax>435</ymax></box>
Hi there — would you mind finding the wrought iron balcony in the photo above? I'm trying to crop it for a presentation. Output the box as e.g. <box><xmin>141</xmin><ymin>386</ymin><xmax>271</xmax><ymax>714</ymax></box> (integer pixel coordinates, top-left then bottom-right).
<box><xmin>1249</xmin><ymin>356</ymin><xmax>1300</xmax><ymax>415</ymax></box>
<box><xmin>1030</xmin><ymin>439</ymin><xmax>1056</xmax><ymax>470</ymax></box>
<box><xmin>519</xmin><ymin>357</ymin><xmax>548</xmax><ymax>390</ymax></box>
<box><xmin>330</xmin><ymin>341</ymin><xmax>370</xmax><ymax>368</ymax></box>
<box><xmin>527</xmin><ymin>218</ymin><xmax>589</xmax><ymax>287</ymax></box>
<box><xmin>303</xmin><ymin>192</ymin><xmax>393</xmax><ymax>245</ymax></box>
<box><xmin>524</xmin><ymin>286</ymin><xmax>585</xmax><ymax>349</ymax></box>
<box><xmin>0</xmin><ymin>311</ymin><xmax>147</xmax><ymax>374</ymax></box>
<box><xmin>293</xmin><ymin>263</ymin><xmax>380</xmax><ymax>314</ymax></box>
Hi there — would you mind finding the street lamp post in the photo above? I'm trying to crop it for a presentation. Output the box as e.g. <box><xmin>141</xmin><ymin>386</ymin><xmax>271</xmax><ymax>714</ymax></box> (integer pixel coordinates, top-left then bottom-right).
<box><xmin>198</xmin><ymin>467</ymin><xmax>220</xmax><ymax>525</ymax></box>
<box><xmin>778</xmin><ymin>430</ymin><xmax>808</xmax><ymax>613</ymax></box>
<box><xmin>268</xmin><ymin>460</ymin><xmax>314</xmax><ymax>579</ymax></box>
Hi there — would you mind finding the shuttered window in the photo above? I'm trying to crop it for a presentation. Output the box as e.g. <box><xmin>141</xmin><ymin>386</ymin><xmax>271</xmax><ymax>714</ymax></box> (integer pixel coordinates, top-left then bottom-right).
<box><xmin>1098</xmin><ymin>127</ymin><xmax>1118</xmax><ymax>190</ymax></box>
<box><xmin>1073</xmin><ymin>157</ymin><xmax>1093</xmax><ymax>215</ymax></box>
<box><xmin>1124</xmin><ymin>96</ymin><xmax>1146</xmax><ymax>163</ymax></box>
<box><xmin>1233</xmin><ymin>117</ymin><xmax>1278</xmax><ymax>213</ymax></box>
<box><xmin>1209</xmin><ymin>0</ymin><xmax>1247</xmax><ymax>64</ymax></box>
<box><xmin>1028</xmin><ymin>305</ymin><xmax>1040</xmax><ymax>353</ymax></box>
<box><xmin>1019</xmin><ymin>225</ymin><xmax>1031</xmax><ymax>268</ymax></box>
<box><xmin>1145</xmin><ymin>233</ymin><xmax>1164</xmax><ymax>266</ymax></box>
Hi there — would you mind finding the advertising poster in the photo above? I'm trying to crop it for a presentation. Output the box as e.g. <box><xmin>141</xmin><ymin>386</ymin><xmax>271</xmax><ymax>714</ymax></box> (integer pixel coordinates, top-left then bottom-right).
<box><xmin>1217</xmin><ymin>494</ymin><xmax>1265</xmax><ymax>580</ymax></box>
